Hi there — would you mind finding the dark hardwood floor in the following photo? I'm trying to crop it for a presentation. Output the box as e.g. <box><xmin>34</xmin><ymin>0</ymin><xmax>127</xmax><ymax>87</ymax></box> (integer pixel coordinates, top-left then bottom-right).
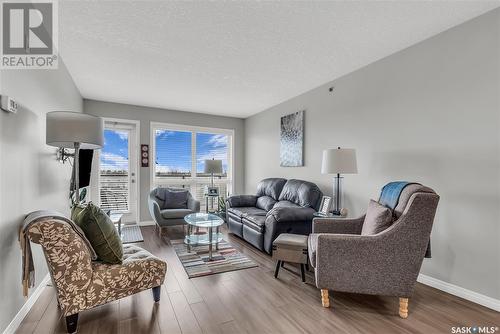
<box><xmin>16</xmin><ymin>225</ymin><xmax>499</xmax><ymax>334</ymax></box>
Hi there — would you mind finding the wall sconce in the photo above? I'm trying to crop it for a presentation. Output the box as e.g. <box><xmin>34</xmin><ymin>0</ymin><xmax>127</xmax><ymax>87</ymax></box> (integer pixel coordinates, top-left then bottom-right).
<box><xmin>55</xmin><ymin>147</ymin><xmax>75</xmax><ymax>164</ymax></box>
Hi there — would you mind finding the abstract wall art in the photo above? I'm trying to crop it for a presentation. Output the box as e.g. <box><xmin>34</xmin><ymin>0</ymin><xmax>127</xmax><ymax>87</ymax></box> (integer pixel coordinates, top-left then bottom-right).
<box><xmin>280</xmin><ymin>110</ymin><xmax>304</xmax><ymax>167</ymax></box>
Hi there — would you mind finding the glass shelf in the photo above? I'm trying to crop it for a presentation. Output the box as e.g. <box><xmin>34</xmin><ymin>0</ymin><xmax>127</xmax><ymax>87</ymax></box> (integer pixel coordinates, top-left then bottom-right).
<box><xmin>184</xmin><ymin>232</ymin><xmax>223</xmax><ymax>245</ymax></box>
<box><xmin>184</xmin><ymin>213</ymin><xmax>224</xmax><ymax>228</ymax></box>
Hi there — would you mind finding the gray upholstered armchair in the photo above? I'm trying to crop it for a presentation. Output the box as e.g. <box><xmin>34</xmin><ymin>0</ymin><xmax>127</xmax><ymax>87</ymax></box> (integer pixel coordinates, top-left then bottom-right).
<box><xmin>308</xmin><ymin>184</ymin><xmax>439</xmax><ymax>318</ymax></box>
<box><xmin>148</xmin><ymin>187</ymin><xmax>200</xmax><ymax>235</ymax></box>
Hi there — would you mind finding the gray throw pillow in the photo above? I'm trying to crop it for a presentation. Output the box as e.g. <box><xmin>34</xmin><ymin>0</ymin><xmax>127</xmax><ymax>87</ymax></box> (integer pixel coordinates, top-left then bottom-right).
<box><xmin>164</xmin><ymin>188</ymin><xmax>189</xmax><ymax>209</ymax></box>
<box><xmin>361</xmin><ymin>200</ymin><xmax>394</xmax><ymax>235</ymax></box>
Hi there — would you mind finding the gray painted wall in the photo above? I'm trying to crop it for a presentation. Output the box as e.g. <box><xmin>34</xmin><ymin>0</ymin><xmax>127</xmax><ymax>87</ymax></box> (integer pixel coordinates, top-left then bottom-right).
<box><xmin>245</xmin><ymin>10</ymin><xmax>500</xmax><ymax>299</ymax></box>
<box><xmin>84</xmin><ymin>99</ymin><xmax>245</xmax><ymax>222</ymax></box>
<box><xmin>0</xmin><ymin>62</ymin><xmax>83</xmax><ymax>332</ymax></box>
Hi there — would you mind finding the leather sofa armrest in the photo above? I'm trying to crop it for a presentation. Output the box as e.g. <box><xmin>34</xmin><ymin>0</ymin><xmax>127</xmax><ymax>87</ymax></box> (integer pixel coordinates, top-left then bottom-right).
<box><xmin>267</xmin><ymin>206</ymin><xmax>315</xmax><ymax>222</ymax></box>
<box><xmin>312</xmin><ymin>215</ymin><xmax>365</xmax><ymax>234</ymax></box>
<box><xmin>226</xmin><ymin>195</ymin><xmax>258</xmax><ymax>208</ymax></box>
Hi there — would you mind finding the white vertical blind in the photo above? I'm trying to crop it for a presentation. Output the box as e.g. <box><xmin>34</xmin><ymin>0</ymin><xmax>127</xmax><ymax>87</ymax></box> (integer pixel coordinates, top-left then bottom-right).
<box><xmin>155</xmin><ymin>129</ymin><xmax>192</xmax><ymax>178</ymax></box>
<box><xmin>99</xmin><ymin>129</ymin><xmax>129</xmax><ymax>212</ymax></box>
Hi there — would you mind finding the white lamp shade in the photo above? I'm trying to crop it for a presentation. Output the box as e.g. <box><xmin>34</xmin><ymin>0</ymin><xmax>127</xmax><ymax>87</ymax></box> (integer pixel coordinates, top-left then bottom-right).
<box><xmin>321</xmin><ymin>148</ymin><xmax>358</xmax><ymax>174</ymax></box>
<box><xmin>204</xmin><ymin>159</ymin><xmax>223</xmax><ymax>174</ymax></box>
<box><xmin>46</xmin><ymin>111</ymin><xmax>104</xmax><ymax>149</ymax></box>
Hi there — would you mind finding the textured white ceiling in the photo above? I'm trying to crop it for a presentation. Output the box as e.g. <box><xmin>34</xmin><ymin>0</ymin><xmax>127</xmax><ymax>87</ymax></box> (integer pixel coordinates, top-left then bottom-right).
<box><xmin>59</xmin><ymin>1</ymin><xmax>499</xmax><ymax>118</ymax></box>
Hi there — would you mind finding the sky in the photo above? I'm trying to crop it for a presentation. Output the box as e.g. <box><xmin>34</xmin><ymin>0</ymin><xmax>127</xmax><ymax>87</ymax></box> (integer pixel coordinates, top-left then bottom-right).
<box><xmin>100</xmin><ymin>129</ymin><xmax>228</xmax><ymax>175</ymax></box>
<box><xmin>100</xmin><ymin>129</ymin><xmax>129</xmax><ymax>171</ymax></box>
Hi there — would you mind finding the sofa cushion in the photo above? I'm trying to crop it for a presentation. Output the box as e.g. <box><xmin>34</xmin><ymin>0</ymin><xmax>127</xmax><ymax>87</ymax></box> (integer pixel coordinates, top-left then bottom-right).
<box><xmin>227</xmin><ymin>195</ymin><xmax>257</xmax><ymax>208</ymax></box>
<box><xmin>256</xmin><ymin>196</ymin><xmax>277</xmax><ymax>211</ymax></box>
<box><xmin>161</xmin><ymin>208</ymin><xmax>194</xmax><ymax>219</ymax></box>
<box><xmin>73</xmin><ymin>202</ymin><xmax>123</xmax><ymax>264</ymax></box>
<box><xmin>90</xmin><ymin>244</ymin><xmax>166</xmax><ymax>309</ymax></box>
<box><xmin>273</xmin><ymin>200</ymin><xmax>301</xmax><ymax>209</ymax></box>
<box><xmin>242</xmin><ymin>214</ymin><xmax>266</xmax><ymax>233</ymax></box>
<box><xmin>256</xmin><ymin>178</ymin><xmax>287</xmax><ymax>200</ymax></box>
<box><xmin>227</xmin><ymin>207</ymin><xmax>267</xmax><ymax>218</ymax></box>
<box><xmin>361</xmin><ymin>200</ymin><xmax>394</xmax><ymax>235</ymax></box>
<box><xmin>278</xmin><ymin>179</ymin><xmax>322</xmax><ymax>209</ymax></box>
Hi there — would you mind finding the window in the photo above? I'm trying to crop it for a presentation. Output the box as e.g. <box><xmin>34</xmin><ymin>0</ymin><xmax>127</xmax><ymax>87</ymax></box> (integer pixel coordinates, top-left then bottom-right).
<box><xmin>196</xmin><ymin>133</ymin><xmax>228</xmax><ymax>177</ymax></box>
<box><xmin>155</xmin><ymin>130</ymin><xmax>192</xmax><ymax>178</ymax></box>
<box><xmin>151</xmin><ymin>123</ymin><xmax>233</xmax><ymax>211</ymax></box>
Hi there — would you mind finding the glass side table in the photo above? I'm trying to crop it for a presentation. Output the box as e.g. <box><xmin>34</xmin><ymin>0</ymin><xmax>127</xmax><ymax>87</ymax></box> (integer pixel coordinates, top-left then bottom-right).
<box><xmin>184</xmin><ymin>213</ymin><xmax>224</xmax><ymax>261</ymax></box>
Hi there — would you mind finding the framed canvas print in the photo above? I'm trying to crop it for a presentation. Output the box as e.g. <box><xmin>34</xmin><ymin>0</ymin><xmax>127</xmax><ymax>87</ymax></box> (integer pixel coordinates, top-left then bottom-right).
<box><xmin>207</xmin><ymin>187</ymin><xmax>219</xmax><ymax>196</ymax></box>
<box><xmin>280</xmin><ymin>110</ymin><xmax>304</xmax><ymax>167</ymax></box>
<box><xmin>319</xmin><ymin>196</ymin><xmax>332</xmax><ymax>215</ymax></box>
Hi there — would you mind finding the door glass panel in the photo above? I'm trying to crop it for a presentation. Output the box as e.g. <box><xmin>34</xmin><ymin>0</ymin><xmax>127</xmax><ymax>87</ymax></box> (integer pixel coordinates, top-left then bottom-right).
<box><xmin>99</xmin><ymin>129</ymin><xmax>129</xmax><ymax>212</ymax></box>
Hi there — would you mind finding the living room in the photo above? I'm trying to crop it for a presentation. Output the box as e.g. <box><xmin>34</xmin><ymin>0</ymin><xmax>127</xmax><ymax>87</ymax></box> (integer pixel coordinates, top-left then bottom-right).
<box><xmin>0</xmin><ymin>1</ymin><xmax>499</xmax><ymax>334</ymax></box>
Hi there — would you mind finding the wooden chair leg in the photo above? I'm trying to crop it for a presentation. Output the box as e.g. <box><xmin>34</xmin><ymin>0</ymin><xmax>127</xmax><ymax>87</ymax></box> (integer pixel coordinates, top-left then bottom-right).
<box><xmin>399</xmin><ymin>297</ymin><xmax>409</xmax><ymax>318</ymax></box>
<box><xmin>274</xmin><ymin>260</ymin><xmax>281</xmax><ymax>278</ymax></box>
<box><xmin>300</xmin><ymin>264</ymin><xmax>305</xmax><ymax>282</ymax></box>
<box><xmin>321</xmin><ymin>289</ymin><xmax>330</xmax><ymax>308</ymax></box>
<box><xmin>65</xmin><ymin>313</ymin><xmax>79</xmax><ymax>333</ymax></box>
<box><xmin>152</xmin><ymin>286</ymin><xmax>161</xmax><ymax>302</ymax></box>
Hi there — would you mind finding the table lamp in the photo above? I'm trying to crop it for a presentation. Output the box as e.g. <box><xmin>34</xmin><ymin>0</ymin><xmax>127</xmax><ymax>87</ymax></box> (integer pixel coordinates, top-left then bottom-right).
<box><xmin>204</xmin><ymin>159</ymin><xmax>223</xmax><ymax>189</ymax></box>
<box><xmin>321</xmin><ymin>147</ymin><xmax>358</xmax><ymax>215</ymax></box>
<box><xmin>46</xmin><ymin>111</ymin><xmax>104</xmax><ymax>204</ymax></box>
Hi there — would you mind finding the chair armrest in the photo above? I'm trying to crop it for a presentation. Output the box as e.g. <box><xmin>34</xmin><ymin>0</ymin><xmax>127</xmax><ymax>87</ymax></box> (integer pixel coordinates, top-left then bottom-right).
<box><xmin>187</xmin><ymin>196</ymin><xmax>200</xmax><ymax>212</ymax></box>
<box><xmin>312</xmin><ymin>215</ymin><xmax>365</xmax><ymax>234</ymax></box>
<box><xmin>267</xmin><ymin>206</ymin><xmax>315</xmax><ymax>223</ymax></box>
<box><xmin>148</xmin><ymin>192</ymin><xmax>162</xmax><ymax>222</ymax></box>
<box><xmin>226</xmin><ymin>195</ymin><xmax>257</xmax><ymax>208</ymax></box>
<box><xmin>314</xmin><ymin>233</ymin><xmax>387</xmax><ymax>288</ymax></box>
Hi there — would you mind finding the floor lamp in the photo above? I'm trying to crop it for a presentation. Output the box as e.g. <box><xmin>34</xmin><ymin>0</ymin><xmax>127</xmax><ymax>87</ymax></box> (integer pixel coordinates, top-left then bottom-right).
<box><xmin>321</xmin><ymin>147</ymin><xmax>358</xmax><ymax>215</ymax></box>
<box><xmin>46</xmin><ymin>112</ymin><xmax>104</xmax><ymax>204</ymax></box>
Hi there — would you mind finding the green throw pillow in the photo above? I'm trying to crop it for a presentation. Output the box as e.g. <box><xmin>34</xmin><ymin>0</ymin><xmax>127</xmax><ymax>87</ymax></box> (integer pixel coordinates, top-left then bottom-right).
<box><xmin>73</xmin><ymin>202</ymin><xmax>123</xmax><ymax>264</ymax></box>
<box><xmin>71</xmin><ymin>204</ymin><xmax>86</xmax><ymax>222</ymax></box>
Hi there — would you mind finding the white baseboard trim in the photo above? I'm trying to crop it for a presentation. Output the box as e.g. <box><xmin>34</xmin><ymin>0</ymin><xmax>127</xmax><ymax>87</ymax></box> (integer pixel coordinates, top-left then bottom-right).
<box><xmin>3</xmin><ymin>274</ymin><xmax>50</xmax><ymax>334</ymax></box>
<box><xmin>418</xmin><ymin>274</ymin><xmax>500</xmax><ymax>312</ymax></box>
<box><xmin>138</xmin><ymin>220</ymin><xmax>155</xmax><ymax>226</ymax></box>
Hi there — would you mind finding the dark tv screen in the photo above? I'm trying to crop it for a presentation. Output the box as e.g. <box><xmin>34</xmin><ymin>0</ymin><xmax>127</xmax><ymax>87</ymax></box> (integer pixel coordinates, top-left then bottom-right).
<box><xmin>78</xmin><ymin>149</ymin><xmax>94</xmax><ymax>188</ymax></box>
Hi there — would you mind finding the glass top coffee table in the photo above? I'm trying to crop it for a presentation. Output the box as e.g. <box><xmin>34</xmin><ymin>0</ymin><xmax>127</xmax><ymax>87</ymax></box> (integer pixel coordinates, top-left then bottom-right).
<box><xmin>184</xmin><ymin>213</ymin><xmax>224</xmax><ymax>261</ymax></box>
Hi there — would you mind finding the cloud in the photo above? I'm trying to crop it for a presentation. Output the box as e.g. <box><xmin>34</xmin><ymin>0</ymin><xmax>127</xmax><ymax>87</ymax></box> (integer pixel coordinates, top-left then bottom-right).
<box><xmin>197</xmin><ymin>147</ymin><xmax>227</xmax><ymax>162</ymax></box>
<box><xmin>156</xmin><ymin>130</ymin><xmax>175</xmax><ymax>137</ymax></box>
<box><xmin>207</xmin><ymin>134</ymin><xmax>227</xmax><ymax>148</ymax></box>
<box><xmin>115</xmin><ymin>130</ymin><xmax>128</xmax><ymax>141</ymax></box>
<box><xmin>100</xmin><ymin>152</ymin><xmax>128</xmax><ymax>171</ymax></box>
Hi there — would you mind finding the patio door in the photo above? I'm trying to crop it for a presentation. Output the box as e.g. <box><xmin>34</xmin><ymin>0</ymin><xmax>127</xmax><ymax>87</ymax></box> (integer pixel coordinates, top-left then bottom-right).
<box><xmin>94</xmin><ymin>120</ymin><xmax>139</xmax><ymax>223</ymax></box>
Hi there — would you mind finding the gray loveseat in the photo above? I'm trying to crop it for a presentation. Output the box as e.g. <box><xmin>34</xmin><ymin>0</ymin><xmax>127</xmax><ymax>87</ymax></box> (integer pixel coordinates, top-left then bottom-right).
<box><xmin>226</xmin><ymin>178</ymin><xmax>322</xmax><ymax>253</ymax></box>
<box><xmin>148</xmin><ymin>187</ymin><xmax>200</xmax><ymax>234</ymax></box>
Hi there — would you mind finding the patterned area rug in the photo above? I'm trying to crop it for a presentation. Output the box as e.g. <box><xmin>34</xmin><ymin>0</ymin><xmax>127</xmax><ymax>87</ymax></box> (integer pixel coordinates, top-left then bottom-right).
<box><xmin>171</xmin><ymin>239</ymin><xmax>258</xmax><ymax>278</ymax></box>
<box><xmin>121</xmin><ymin>225</ymin><xmax>144</xmax><ymax>244</ymax></box>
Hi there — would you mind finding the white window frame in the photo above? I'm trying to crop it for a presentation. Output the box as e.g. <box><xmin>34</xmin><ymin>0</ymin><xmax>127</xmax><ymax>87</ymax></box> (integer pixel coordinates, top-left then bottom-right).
<box><xmin>150</xmin><ymin>122</ymin><xmax>234</xmax><ymax>197</ymax></box>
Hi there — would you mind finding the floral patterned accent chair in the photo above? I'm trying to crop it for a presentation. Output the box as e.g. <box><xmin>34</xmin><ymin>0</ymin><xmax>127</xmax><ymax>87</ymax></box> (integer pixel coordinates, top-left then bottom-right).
<box><xmin>26</xmin><ymin>218</ymin><xmax>167</xmax><ymax>333</ymax></box>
